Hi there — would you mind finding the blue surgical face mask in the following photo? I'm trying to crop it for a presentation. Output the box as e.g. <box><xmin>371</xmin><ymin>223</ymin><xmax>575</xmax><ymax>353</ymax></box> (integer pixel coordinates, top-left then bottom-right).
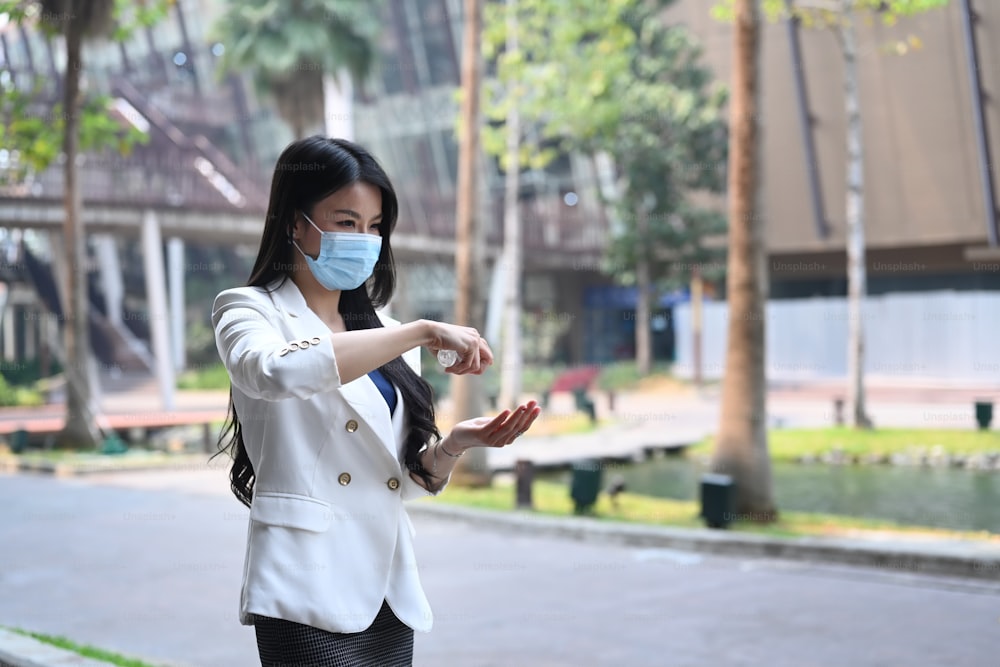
<box><xmin>292</xmin><ymin>211</ymin><xmax>383</xmax><ymax>291</ymax></box>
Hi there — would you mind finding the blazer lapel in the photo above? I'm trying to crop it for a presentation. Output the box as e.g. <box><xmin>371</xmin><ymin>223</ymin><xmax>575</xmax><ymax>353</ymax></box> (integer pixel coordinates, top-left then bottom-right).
<box><xmin>271</xmin><ymin>278</ymin><xmax>401</xmax><ymax>464</ymax></box>
<box><xmin>338</xmin><ymin>376</ymin><xmax>399</xmax><ymax>463</ymax></box>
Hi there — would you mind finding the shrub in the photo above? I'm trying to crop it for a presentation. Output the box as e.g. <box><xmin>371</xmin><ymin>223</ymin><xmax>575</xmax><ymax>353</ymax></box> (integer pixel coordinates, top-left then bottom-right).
<box><xmin>0</xmin><ymin>374</ymin><xmax>44</xmax><ymax>407</ymax></box>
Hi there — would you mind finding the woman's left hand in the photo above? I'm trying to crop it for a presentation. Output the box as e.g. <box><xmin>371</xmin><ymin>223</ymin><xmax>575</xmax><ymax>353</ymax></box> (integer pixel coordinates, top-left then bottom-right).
<box><xmin>449</xmin><ymin>400</ymin><xmax>542</xmax><ymax>451</ymax></box>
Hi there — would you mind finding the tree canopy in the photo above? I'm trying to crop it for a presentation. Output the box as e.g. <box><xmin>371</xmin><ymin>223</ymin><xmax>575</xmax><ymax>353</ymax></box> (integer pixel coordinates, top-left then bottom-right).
<box><xmin>484</xmin><ymin>0</ymin><xmax>729</xmax><ymax>290</ymax></box>
<box><xmin>212</xmin><ymin>0</ymin><xmax>384</xmax><ymax>137</ymax></box>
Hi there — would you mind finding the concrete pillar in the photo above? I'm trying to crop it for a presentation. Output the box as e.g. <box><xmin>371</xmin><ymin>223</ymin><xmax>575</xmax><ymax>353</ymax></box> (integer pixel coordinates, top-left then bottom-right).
<box><xmin>94</xmin><ymin>235</ymin><xmax>124</xmax><ymax>326</ymax></box>
<box><xmin>24</xmin><ymin>307</ymin><xmax>36</xmax><ymax>359</ymax></box>
<box><xmin>3</xmin><ymin>304</ymin><xmax>15</xmax><ymax>362</ymax></box>
<box><xmin>485</xmin><ymin>258</ymin><xmax>505</xmax><ymax>344</ymax></box>
<box><xmin>43</xmin><ymin>312</ymin><xmax>62</xmax><ymax>367</ymax></box>
<box><xmin>166</xmin><ymin>237</ymin><xmax>185</xmax><ymax>373</ymax></box>
<box><xmin>323</xmin><ymin>69</ymin><xmax>354</xmax><ymax>140</ymax></box>
<box><xmin>141</xmin><ymin>210</ymin><xmax>175</xmax><ymax>411</ymax></box>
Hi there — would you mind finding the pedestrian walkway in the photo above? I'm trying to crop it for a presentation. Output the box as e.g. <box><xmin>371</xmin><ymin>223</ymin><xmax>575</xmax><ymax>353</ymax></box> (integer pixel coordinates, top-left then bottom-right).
<box><xmin>488</xmin><ymin>380</ymin><xmax>999</xmax><ymax>471</ymax></box>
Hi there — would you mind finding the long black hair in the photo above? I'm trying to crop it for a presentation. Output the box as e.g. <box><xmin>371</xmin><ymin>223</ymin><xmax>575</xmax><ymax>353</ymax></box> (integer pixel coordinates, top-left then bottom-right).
<box><xmin>214</xmin><ymin>136</ymin><xmax>440</xmax><ymax>508</ymax></box>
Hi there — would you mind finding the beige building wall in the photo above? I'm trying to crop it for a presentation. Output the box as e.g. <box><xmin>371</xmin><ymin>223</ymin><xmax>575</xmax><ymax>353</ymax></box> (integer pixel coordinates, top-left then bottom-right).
<box><xmin>664</xmin><ymin>1</ymin><xmax>999</xmax><ymax>259</ymax></box>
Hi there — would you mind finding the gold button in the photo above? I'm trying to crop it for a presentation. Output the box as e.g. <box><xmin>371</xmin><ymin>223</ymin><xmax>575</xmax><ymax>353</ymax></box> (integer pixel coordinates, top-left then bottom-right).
<box><xmin>300</xmin><ymin>339</ymin><xmax>311</xmax><ymax>349</ymax></box>
<box><xmin>278</xmin><ymin>347</ymin><xmax>290</xmax><ymax>357</ymax></box>
<box><xmin>289</xmin><ymin>342</ymin><xmax>299</xmax><ymax>351</ymax></box>
<box><xmin>338</xmin><ymin>472</ymin><xmax>351</xmax><ymax>486</ymax></box>
<box><xmin>387</xmin><ymin>477</ymin><xmax>400</xmax><ymax>491</ymax></box>
<box><xmin>311</xmin><ymin>336</ymin><xmax>321</xmax><ymax>345</ymax></box>
<box><xmin>345</xmin><ymin>419</ymin><xmax>359</xmax><ymax>433</ymax></box>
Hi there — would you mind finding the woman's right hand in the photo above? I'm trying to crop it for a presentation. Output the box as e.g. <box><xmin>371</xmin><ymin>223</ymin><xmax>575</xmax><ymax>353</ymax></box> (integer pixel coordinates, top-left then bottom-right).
<box><xmin>424</xmin><ymin>320</ymin><xmax>494</xmax><ymax>375</ymax></box>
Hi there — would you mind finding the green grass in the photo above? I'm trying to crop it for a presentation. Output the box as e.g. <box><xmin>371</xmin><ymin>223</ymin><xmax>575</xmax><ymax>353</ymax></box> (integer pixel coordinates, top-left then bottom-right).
<box><xmin>3</xmin><ymin>627</ymin><xmax>161</xmax><ymax>667</ymax></box>
<box><xmin>596</xmin><ymin>361</ymin><xmax>671</xmax><ymax>392</ymax></box>
<box><xmin>427</xmin><ymin>479</ymin><xmax>999</xmax><ymax>541</ymax></box>
<box><xmin>521</xmin><ymin>365</ymin><xmax>566</xmax><ymax>394</ymax></box>
<box><xmin>0</xmin><ymin>374</ymin><xmax>45</xmax><ymax>406</ymax></box>
<box><xmin>176</xmin><ymin>363</ymin><xmax>230</xmax><ymax>390</ymax></box>
<box><xmin>690</xmin><ymin>428</ymin><xmax>1000</xmax><ymax>463</ymax></box>
<box><xmin>3</xmin><ymin>448</ymin><xmax>97</xmax><ymax>461</ymax></box>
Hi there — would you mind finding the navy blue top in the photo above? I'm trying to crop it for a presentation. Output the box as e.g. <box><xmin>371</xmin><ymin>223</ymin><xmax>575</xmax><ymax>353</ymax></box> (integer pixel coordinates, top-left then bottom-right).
<box><xmin>367</xmin><ymin>369</ymin><xmax>397</xmax><ymax>416</ymax></box>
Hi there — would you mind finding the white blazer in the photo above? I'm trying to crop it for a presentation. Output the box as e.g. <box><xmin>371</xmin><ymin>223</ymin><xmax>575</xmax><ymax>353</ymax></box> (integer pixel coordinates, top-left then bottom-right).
<box><xmin>212</xmin><ymin>277</ymin><xmax>448</xmax><ymax>634</ymax></box>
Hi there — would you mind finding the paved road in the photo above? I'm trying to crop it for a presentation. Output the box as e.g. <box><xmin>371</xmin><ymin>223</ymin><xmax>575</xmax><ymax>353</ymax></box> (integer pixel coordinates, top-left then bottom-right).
<box><xmin>2</xmin><ymin>468</ymin><xmax>999</xmax><ymax>667</ymax></box>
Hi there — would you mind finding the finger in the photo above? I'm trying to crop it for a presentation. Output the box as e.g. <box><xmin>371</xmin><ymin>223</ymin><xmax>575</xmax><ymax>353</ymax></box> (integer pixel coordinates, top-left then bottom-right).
<box><xmin>463</xmin><ymin>333</ymin><xmax>484</xmax><ymax>374</ymax></box>
<box><xmin>451</xmin><ymin>343</ymin><xmax>475</xmax><ymax>375</ymax></box>
<box><xmin>503</xmin><ymin>404</ymin><xmax>541</xmax><ymax>445</ymax></box>
<box><xmin>490</xmin><ymin>405</ymin><xmax>530</xmax><ymax>445</ymax></box>
<box><xmin>504</xmin><ymin>410</ymin><xmax>536</xmax><ymax>445</ymax></box>
<box><xmin>482</xmin><ymin>410</ymin><xmax>510</xmax><ymax>434</ymax></box>
<box><xmin>485</xmin><ymin>408</ymin><xmax>519</xmax><ymax>439</ymax></box>
<box><xmin>478</xmin><ymin>337</ymin><xmax>494</xmax><ymax>366</ymax></box>
<box><xmin>518</xmin><ymin>406</ymin><xmax>542</xmax><ymax>433</ymax></box>
<box><xmin>470</xmin><ymin>339</ymin><xmax>482</xmax><ymax>374</ymax></box>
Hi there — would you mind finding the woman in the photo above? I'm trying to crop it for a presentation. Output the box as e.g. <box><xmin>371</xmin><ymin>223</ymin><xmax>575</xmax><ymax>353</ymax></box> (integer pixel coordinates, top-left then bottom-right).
<box><xmin>212</xmin><ymin>136</ymin><xmax>541</xmax><ymax>666</ymax></box>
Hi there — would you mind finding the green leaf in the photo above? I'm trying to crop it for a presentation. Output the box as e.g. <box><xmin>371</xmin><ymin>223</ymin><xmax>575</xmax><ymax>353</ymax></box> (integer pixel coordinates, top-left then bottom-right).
<box><xmin>484</xmin><ymin>0</ymin><xmax>730</xmax><ymax>289</ymax></box>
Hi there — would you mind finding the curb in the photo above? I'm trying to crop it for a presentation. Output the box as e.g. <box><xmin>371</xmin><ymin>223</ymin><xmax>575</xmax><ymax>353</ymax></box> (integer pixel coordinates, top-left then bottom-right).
<box><xmin>408</xmin><ymin>502</ymin><xmax>1000</xmax><ymax>581</ymax></box>
<box><xmin>0</xmin><ymin>629</ymin><xmax>113</xmax><ymax>667</ymax></box>
<box><xmin>0</xmin><ymin>455</ymin><xmax>219</xmax><ymax>477</ymax></box>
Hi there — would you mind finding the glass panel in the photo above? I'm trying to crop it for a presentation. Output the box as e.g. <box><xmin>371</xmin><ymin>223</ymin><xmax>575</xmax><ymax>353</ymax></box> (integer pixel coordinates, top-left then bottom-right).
<box><xmin>418</xmin><ymin>0</ymin><xmax>457</xmax><ymax>87</ymax></box>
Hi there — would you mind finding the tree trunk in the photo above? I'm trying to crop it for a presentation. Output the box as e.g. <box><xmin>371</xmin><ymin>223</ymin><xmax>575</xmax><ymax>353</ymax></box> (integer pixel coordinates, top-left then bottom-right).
<box><xmin>841</xmin><ymin>3</ymin><xmax>872</xmax><ymax>430</ymax></box>
<box><xmin>691</xmin><ymin>264</ymin><xmax>703</xmax><ymax>389</ymax></box>
<box><xmin>56</xmin><ymin>19</ymin><xmax>100</xmax><ymax>449</ymax></box>
<box><xmin>451</xmin><ymin>0</ymin><xmax>490</xmax><ymax>486</ymax></box>
<box><xmin>272</xmin><ymin>68</ymin><xmax>325</xmax><ymax>139</ymax></box>
<box><xmin>709</xmin><ymin>0</ymin><xmax>776</xmax><ymax>520</ymax></box>
<box><xmin>635</xmin><ymin>212</ymin><xmax>652</xmax><ymax>376</ymax></box>
<box><xmin>499</xmin><ymin>0</ymin><xmax>522</xmax><ymax>411</ymax></box>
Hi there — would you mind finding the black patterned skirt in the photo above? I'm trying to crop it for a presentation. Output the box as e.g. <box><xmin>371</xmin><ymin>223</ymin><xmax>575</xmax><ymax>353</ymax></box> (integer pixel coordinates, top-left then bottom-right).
<box><xmin>254</xmin><ymin>599</ymin><xmax>414</xmax><ymax>667</ymax></box>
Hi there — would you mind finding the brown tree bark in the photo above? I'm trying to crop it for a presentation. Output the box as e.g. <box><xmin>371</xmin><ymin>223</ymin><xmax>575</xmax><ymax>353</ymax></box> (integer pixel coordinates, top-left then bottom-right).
<box><xmin>709</xmin><ymin>0</ymin><xmax>776</xmax><ymax>519</ymax></box>
<box><xmin>450</xmin><ymin>0</ymin><xmax>490</xmax><ymax>486</ymax></box>
<box><xmin>635</xmin><ymin>212</ymin><xmax>652</xmax><ymax>376</ymax></box>
<box><xmin>56</xmin><ymin>17</ymin><xmax>100</xmax><ymax>449</ymax></box>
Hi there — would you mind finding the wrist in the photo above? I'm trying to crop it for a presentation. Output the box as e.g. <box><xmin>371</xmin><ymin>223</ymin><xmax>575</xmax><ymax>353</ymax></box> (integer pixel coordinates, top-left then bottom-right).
<box><xmin>439</xmin><ymin>436</ymin><xmax>465</xmax><ymax>457</ymax></box>
<box><xmin>412</xmin><ymin>319</ymin><xmax>435</xmax><ymax>348</ymax></box>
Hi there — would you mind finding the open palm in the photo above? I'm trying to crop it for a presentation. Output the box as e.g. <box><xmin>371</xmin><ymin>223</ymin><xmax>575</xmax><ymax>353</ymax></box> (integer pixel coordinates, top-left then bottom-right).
<box><xmin>450</xmin><ymin>401</ymin><xmax>542</xmax><ymax>450</ymax></box>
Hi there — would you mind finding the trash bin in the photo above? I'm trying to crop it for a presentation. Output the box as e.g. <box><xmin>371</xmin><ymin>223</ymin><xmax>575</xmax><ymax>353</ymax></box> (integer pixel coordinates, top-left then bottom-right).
<box><xmin>570</xmin><ymin>458</ymin><xmax>603</xmax><ymax>514</ymax></box>
<box><xmin>974</xmin><ymin>401</ymin><xmax>993</xmax><ymax>431</ymax></box>
<box><xmin>10</xmin><ymin>429</ymin><xmax>28</xmax><ymax>454</ymax></box>
<box><xmin>700</xmin><ymin>473</ymin><xmax>735</xmax><ymax>529</ymax></box>
<box><xmin>515</xmin><ymin>459</ymin><xmax>534</xmax><ymax>510</ymax></box>
<box><xmin>571</xmin><ymin>388</ymin><xmax>596</xmax><ymax>424</ymax></box>
<box><xmin>101</xmin><ymin>432</ymin><xmax>128</xmax><ymax>455</ymax></box>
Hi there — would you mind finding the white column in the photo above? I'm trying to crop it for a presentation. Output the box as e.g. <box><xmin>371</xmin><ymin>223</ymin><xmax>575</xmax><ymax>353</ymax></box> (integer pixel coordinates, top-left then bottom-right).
<box><xmin>323</xmin><ymin>68</ymin><xmax>355</xmax><ymax>140</ymax></box>
<box><xmin>2</xmin><ymin>304</ymin><xmax>14</xmax><ymax>362</ymax></box>
<box><xmin>167</xmin><ymin>237</ymin><xmax>186</xmax><ymax>373</ymax></box>
<box><xmin>485</xmin><ymin>258</ymin><xmax>505</xmax><ymax>345</ymax></box>
<box><xmin>95</xmin><ymin>235</ymin><xmax>124</xmax><ymax>326</ymax></box>
<box><xmin>141</xmin><ymin>210</ymin><xmax>175</xmax><ymax>411</ymax></box>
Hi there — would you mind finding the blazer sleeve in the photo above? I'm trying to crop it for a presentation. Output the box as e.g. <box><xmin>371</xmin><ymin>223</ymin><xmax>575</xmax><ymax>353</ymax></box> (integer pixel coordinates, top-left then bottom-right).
<box><xmin>212</xmin><ymin>288</ymin><xmax>341</xmax><ymax>401</ymax></box>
